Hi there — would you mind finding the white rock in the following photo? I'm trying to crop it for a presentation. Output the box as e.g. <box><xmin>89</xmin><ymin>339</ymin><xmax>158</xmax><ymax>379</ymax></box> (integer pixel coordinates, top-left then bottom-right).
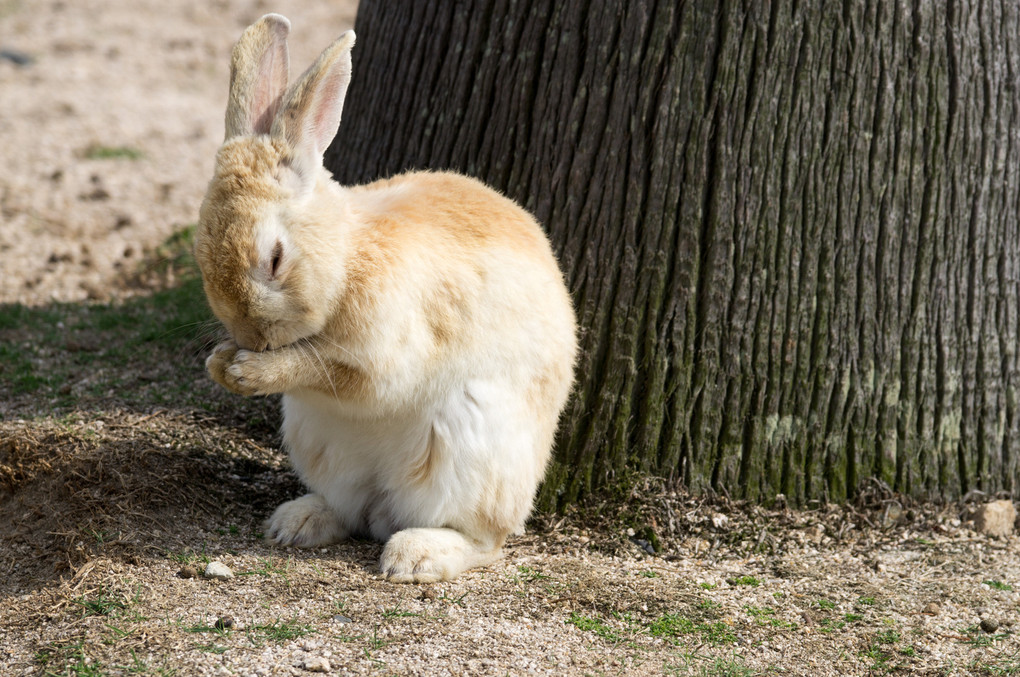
<box><xmin>304</xmin><ymin>657</ymin><xmax>331</xmax><ymax>673</ymax></box>
<box><xmin>973</xmin><ymin>500</ymin><xmax>1016</xmax><ymax>538</ymax></box>
<box><xmin>204</xmin><ymin>561</ymin><xmax>234</xmax><ymax>580</ymax></box>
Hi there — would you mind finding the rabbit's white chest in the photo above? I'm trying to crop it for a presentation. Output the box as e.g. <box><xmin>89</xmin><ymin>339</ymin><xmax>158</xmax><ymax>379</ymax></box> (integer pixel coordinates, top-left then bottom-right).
<box><xmin>279</xmin><ymin>380</ymin><xmax>524</xmax><ymax>538</ymax></box>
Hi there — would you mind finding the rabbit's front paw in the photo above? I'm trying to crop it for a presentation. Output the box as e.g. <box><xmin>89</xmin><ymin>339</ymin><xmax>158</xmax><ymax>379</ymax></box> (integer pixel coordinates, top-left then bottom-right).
<box><xmin>221</xmin><ymin>348</ymin><xmax>276</xmax><ymax>396</ymax></box>
<box><xmin>206</xmin><ymin>340</ymin><xmax>245</xmax><ymax>393</ymax></box>
<box><xmin>265</xmin><ymin>494</ymin><xmax>347</xmax><ymax>547</ymax></box>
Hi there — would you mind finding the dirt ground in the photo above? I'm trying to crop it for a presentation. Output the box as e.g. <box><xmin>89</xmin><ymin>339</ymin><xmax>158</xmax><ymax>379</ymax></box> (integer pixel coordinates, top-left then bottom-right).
<box><xmin>2</xmin><ymin>1</ymin><xmax>1020</xmax><ymax>675</ymax></box>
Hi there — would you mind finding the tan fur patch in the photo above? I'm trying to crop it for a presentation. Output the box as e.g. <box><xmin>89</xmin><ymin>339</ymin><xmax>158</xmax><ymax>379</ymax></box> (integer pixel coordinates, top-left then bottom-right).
<box><xmin>409</xmin><ymin>426</ymin><xmax>440</xmax><ymax>485</ymax></box>
<box><xmin>308</xmin><ymin>358</ymin><xmax>368</xmax><ymax>400</ymax></box>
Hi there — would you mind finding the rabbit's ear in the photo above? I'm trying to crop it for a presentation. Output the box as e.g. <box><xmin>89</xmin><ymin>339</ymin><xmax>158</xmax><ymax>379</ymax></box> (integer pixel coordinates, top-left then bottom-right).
<box><xmin>225</xmin><ymin>14</ymin><xmax>291</xmax><ymax>139</ymax></box>
<box><xmin>272</xmin><ymin>31</ymin><xmax>355</xmax><ymax>174</ymax></box>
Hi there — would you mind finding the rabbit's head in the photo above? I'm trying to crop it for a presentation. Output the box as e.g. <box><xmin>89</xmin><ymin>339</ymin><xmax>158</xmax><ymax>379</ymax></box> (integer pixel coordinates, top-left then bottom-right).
<box><xmin>195</xmin><ymin>14</ymin><xmax>355</xmax><ymax>351</ymax></box>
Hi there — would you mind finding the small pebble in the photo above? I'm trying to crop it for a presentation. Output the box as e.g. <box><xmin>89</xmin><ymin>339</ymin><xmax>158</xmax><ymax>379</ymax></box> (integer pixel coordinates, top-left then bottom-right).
<box><xmin>304</xmin><ymin>656</ymin><xmax>331</xmax><ymax>673</ymax></box>
<box><xmin>204</xmin><ymin>561</ymin><xmax>234</xmax><ymax>580</ymax></box>
<box><xmin>630</xmin><ymin>537</ymin><xmax>655</xmax><ymax>555</ymax></box>
<box><xmin>922</xmin><ymin>602</ymin><xmax>940</xmax><ymax>615</ymax></box>
<box><xmin>215</xmin><ymin>616</ymin><xmax>234</xmax><ymax>630</ymax></box>
<box><xmin>980</xmin><ymin>618</ymin><xmax>1000</xmax><ymax>633</ymax></box>
<box><xmin>331</xmin><ymin>615</ymin><xmax>352</xmax><ymax>624</ymax></box>
<box><xmin>176</xmin><ymin>566</ymin><xmax>197</xmax><ymax>579</ymax></box>
<box><xmin>0</xmin><ymin>49</ymin><xmax>33</xmax><ymax>66</ymax></box>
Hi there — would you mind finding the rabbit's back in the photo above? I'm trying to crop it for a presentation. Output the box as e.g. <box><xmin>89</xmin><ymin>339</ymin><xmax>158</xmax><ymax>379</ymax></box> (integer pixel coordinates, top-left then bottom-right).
<box><xmin>331</xmin><ymin>170</ymin><xmax>576</xmax><ymax>410</ymax></box>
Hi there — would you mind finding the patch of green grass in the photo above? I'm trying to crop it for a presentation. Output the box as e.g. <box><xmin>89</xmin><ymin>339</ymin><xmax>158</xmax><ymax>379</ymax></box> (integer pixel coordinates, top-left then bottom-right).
<box><xmin>665</xmin><ymin>651</ymin><xmax>754</xmax><ymax>676</ymax></box>
<box><xmin>437</xmin><ymin>591</ymin><xmax>468</xmax><ymax>607</ymax></box>
<box><xmin>0</xmin><ymin>225</ymin><xmax>214</xmax><ymax>410</ymax></box>
<box><xmin>35</xmin><ymin>638</ymin><xmax>105</xmax><ymax>676</ymax></box>
<box><xmin>0</xmin><ymin>342</ymin><xmax>52</xmax><ymax>394</ymax></box>
<box><xmin>857</xmin><ymin>595</ymin><xmax>877</xmax><ymax>606</ymax></box>
<box><xmin>566</xmin><ymin>612</ymin><xmax>622</xmax><ymax>642</ymax></box>
<box><xmin>984</xmin><ymin>580</ymin><xmax>1014</xmax><ymax>591</ymax></box>
<box><xmin>819</xmin><ymin>617</ymin><xmax>846</xmax><ymax>632</ymax></box>
<box><xmin>363</xmin><ymin>624</ymin><xmax>389</xmax><ymax>659</ymax></box>
<box><xmin>74</xmin><ymin>589</ymin><xmax>128</xmax><ymax>618</ymax></box>
<box><xmin>165</xmin><ymin>548</ymin><xmax>211</xmax><ymax>566</ymax></box>
<box><xmin>817</xmin><ymin>598</ymin><xmax>836</xmax><ymax>610</ymax></box>
<box><xmin>728</xmin><ymin>576</ymin><xmax>760</xmax><ymax>587</ymax></box>
<box><xmin>515</xmin><ymin>565</ymin><xmax>551</xmax><ymax>583</ymax></box>
<box><xmin>974</xmin><ymin>657</ymin><xmax>1020</xmax><ymax>675</ymax></box>
<box><xmin>699</xmin><ymin>582</ymin><xmax>717</xmax><ymax>590</ymax></box>
<box><xmin>649</xmin><ymin>613</ymin><xmax>736</xmax><ymax>646</ymax></box>
<box><xmin>85</xmin><ymin>144</ymin><xmax>144</xmax><ymax>160</ymax></box>
<box><xmin>876</xmin><ymin>629</ymin><xmax>900</xmax><ymax>644</ymax></box>
<box><xmin>843</xmin><ymin>613</ymin><xmax>864</xmax><ymax>623</ymax></box>
<box><xmin>180</xmin><ymin>620</ymin><xmax>230</xmax><ymax>637</ymax></box>
<box><xmin>382</xmin><ymin>604</ymin><xmax>421</xmax><ymax>619</ymax></box>
<box><xmin>861</xmin><ymin>643</ymin><xmax>892</xmax><ymax>673</ymax></box>
<box><xmin>248</xmin><ymin>618</ymin><xmax>314</xmax><ymax>644</ymax></box>
<box><xmin>859</xmin><ymin>627</ymin><xmax>917</xmax><ymax>674</ymax></box>
<box><xmin>639</xmin><ymin>569</ymin><xmax>660</xmax><ymax>578</ymax></box>
<box><xmin>961</xmin><ymin>624</ymin><xmax>1013</xmax><ymax>648</ymax></box>
<box><xmin>744</xmin><ymin>606</ymin><xmax>796</xmax><ymax>629</ymax></box>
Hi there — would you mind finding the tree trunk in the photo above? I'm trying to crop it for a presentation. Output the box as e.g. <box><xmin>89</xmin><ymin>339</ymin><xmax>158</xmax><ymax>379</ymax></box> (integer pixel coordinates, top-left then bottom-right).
<box><xmin>325</xmin><ymin>1</ymin><xmax>1020</xmax><ymax>509</ymax></box>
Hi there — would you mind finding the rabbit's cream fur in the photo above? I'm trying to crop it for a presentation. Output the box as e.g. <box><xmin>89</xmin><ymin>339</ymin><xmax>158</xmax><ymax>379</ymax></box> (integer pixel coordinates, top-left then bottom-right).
<box><xmin>195</xmin><ymin>15</ymin><xmax>577</xmax><ymax>582</ymax></box>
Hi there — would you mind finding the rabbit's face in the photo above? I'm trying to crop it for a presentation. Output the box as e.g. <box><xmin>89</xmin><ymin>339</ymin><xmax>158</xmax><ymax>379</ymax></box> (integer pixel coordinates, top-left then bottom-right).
<box><xmin>195</xmin><ymin>138</ymin><xmax>328</xmax><ymax>351</ymax></box>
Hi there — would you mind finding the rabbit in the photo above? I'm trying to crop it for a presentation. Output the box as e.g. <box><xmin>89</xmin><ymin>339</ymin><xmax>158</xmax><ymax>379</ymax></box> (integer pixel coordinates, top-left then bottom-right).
<box><xmin>194</xmin><ymin>14</ymin><xmax>577</xmax><ymax>583</ymax></box>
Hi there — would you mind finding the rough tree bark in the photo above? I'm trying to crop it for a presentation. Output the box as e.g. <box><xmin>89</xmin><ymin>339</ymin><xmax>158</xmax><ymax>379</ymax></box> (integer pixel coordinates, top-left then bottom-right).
<box><xmin>325</xmin><ymin>1</ymin><xmax>1020</xmax><ymax>509</ymax></box>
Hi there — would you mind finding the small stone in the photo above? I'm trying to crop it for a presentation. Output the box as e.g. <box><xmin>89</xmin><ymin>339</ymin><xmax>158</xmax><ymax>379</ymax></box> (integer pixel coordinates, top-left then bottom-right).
<box><xmin>204</xmin><ymin>561</ymin><xmax>234</xmax><ymax>580</ymax></box>
<box><xmin>215</xmin><ymin>616</ymin><xmax>234</xmax><ymax>630</ymax></box>
<box><xmin>711</xmin><ymin>513</ymin><xmax>729</xmax><ymax>529</ymax></box>
<box><xmin>806</xmin><ymin>524</ymin><xmax>825</xmax><ymax>544</ymax></box>
<box><xmin>973</xmin><ymin>500</ymin><xmax>1016</xmax><ymax>538</ymax></box>
<box><xmin>882</xmin><ymin>501</ymin><xmax>904</xmax><ymax>527</ymax></box>
<box><xmin>176</xmin><ymin>566</ymin><xmax>197</xmax><ymax>579</ymax></box>
<box><xmin>981</xmin><ymin>618</ymin><xmax>1000</xmax><ymax>633</ymax></box>
<box><xmin>0</xmin><ymin>49</ymin><xmax>33</xmax><ymax>66</ymax></box>
<box><xmin>922</xmin><ymin>602</ymin><xmax>940</xmax><ymax>615</ymax></box>
<box><xmin>419</xmin><ymin>588</ymin><xmax>436</xmax><ymax>601</ymax></box>
<box><xmin>331</xmin><ymin>615</ymin><xmax>352</xmax><ymax>624</ymax></box>
<box><xmin>630</xmin><ymin>537</ymin><xmax>655</xmax><ymax>555</ymax></box>
<box><xmin>304</xmin><ymin>656</ymin><xmax>331</xmax><ymax>673</ymax></box>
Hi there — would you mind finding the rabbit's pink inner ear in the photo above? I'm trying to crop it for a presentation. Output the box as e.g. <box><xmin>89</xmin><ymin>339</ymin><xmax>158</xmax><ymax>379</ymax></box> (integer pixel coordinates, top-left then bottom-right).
<box><xmin>307</xmin><ymin>64</ymin><xmax>351</xmax><ymax>156</ymax></box>
<box><xmin>250</xmin><ymin>45</ymin><xmax>288</xmax><ymax>135</ymax></box>
<box><xmin>275</xmin><ymin>31</ymin><xmax>355</xmax><ymax>163</ymax></box>
<box><xmin>226</xmin><ymin>14</ymin><xmax>290</xmax><ymax>139</ymax></box>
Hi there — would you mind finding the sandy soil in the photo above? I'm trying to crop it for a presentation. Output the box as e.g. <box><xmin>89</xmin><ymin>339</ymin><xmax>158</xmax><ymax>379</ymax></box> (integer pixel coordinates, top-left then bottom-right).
<box><xmin>2</xmin><ymin>1</ymin><xmax>1020</xmax><ymax>676</ymax></box>
<box><xmin>0</xmin><ymin>0</ymin><xmax>355</xmax><ymax>305</ymax></box>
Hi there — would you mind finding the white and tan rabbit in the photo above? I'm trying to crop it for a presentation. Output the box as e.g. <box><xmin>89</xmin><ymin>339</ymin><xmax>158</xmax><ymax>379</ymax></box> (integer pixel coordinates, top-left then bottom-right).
<box><xmin>194</xmin><ymin>14</ymin><xmax>577</xmax><ymax>582</ymax></box>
